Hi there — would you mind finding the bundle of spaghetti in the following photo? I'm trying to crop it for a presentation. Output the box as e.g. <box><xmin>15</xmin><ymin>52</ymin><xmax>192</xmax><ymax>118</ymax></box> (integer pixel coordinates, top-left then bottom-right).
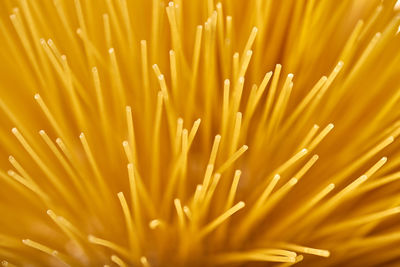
<box><xmin>1</xmin><ymin>0</ymin><xmax>400</xmax><ymax>266</ymax></box>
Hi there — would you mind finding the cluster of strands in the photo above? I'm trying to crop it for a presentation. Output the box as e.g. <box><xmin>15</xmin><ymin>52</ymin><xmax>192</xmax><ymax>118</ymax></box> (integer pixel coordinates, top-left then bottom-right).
<box><xmin>1</xmin><ymin>0</ymin><xmax>400</xmax><ymax>266</ymax></box>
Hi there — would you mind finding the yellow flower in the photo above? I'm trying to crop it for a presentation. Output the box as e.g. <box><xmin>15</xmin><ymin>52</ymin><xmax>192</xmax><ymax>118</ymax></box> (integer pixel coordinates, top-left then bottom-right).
<box><xmin>1</xmin><ymin>0</ymin><xmax>400</xmax><ymax>266</ymax></box>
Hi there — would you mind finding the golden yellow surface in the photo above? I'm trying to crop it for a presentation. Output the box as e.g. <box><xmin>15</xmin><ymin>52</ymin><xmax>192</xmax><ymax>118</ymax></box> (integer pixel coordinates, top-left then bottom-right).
<box><xmin>1</xmin><ymin>0</ymin><xmax>400</xmax><ymax>266</ymax></box>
